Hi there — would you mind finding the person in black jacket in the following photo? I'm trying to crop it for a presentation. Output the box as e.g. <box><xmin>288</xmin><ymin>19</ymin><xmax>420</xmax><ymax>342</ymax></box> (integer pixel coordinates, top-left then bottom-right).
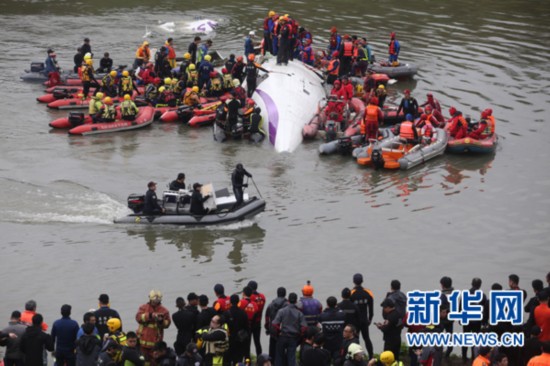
<box><xmin>190</xmin><ymin>183</ymin><xmax>210</xmax><ymax>215</ymax></box>
<box><xmin>231</xmin><ymin>163</ymin><xmax>252</xmax><ymax>208</ymax></box>
<box><xmin>223</xmin><ymin>295</ymin><xmax>250</xmax><ymax>364</ymax></box>
<box><xmin>20</xmin><ymin>314</ymin><xmax>54</xmax><ymax>366</ymax></box>
<box><xmin>172</xmin><ymin>297</ymin><xmax>197</xmax><ymax>355</ymax></box>
<box><xmin>143</xmin><ymin>181</ymin><xmax>165</xmax><ymax>215</ymax></box>
<box><xmin>81</xmin><ymin>38</ymin><xmax>92</xmax><ymax>57</ymax></box>
<box><xmin>73</xmin><ymin>48</ymin><xmax>83</xmax><ymax>73</ymax></box>
<box><xmin>177</xmin><ymin>342</ymin><xmax>203</xmax><ymax>366</ymax></box>
<box><xmin>76</xmin><ymin>323</ymin><xmax>102</xmax><ymax>366</ymax></box>
<box><xmin>169</xmin><ymin>173</ymin><xmax>186</xmax><ymax>191</ymax></box>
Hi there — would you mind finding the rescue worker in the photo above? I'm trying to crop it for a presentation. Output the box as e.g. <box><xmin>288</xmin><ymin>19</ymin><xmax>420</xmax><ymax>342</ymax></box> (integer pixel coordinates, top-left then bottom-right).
<box><xmin>341</xmin><ymin>76</ymin><xmax>354</xmax><ymax>102</ymax></box>
<box><xmin>169</xmin><ymin>173</ymin><xmax>186</xmax><ymax>192</ymax></box>
<box><xmin>247</xmin><ymin>280</ymin><xmax>266</xmax><ymax>356</ymax></box>
<box><xmin>88</xmin><ymin>92</ymin><xmax>104</xmax><ymax>122</ymax></box>
<box><xmin>213</xmin><ymin>284</ymin><xmax>231</xmax><ymax>314</ymax></box>
<box><xmin>319</xmin><ymin>296</ymin><xmax>346</xmax><ymax>362</ymax></box>
<box><xmin>196</xmin><ymin>39</ymin><xmax>212</xmax><ymax>65</ymax></box>
<box><xmin>165</xmin><ymin>38</ymin><xmax>176</xmax><ymax>69</ymax></box>
<box><xmin>223</xmin><ymin>294</ymin><xmax>250</xmax><ymax>365</ymax></box>
<box><xmin>186</xmin><ymin>64</ymin><xmax>199</xmax><ymax>88</ymax></box>
<box><xmin>231</xmin><ymin>56</ymin><xmax>246</xmax><ymax>84</ymax></box>
<box><xmin>154</xmin><ymin>46</ymin><xmax>172</xmax><ymax>79</ymax></box>
<box><xmin>244</xmin><ymin>31</ymin><xmax>255</xmax><ymax>57</ymax></box>
<box><xmin>232</xmin><ymin>79</ymin><xmax>247</xmax><ymax>107</ymax></box>
<box><xmin>119</xmin><ymin>70</ymin><xmax>139</xmax><ymax>98</ymax></box>
<box><xmin>339</xmin><ymin>34</ymin><xmax>355</xmax><ymax>77</ymax></box>
<box><xmin>120</xmin><ymin>94</ymin><xmax>139</xmax><ymax>121</ymax></box>
<box><xmin>361</xmin><ymin>97</ymin><xmax>384</xmax><ymax>141</ymax></box>
<box><xmin>447</xmin><ymin>107</ymin><xmax>468</xmax><ymax>139</ymax></box>
<box><xmin>81</xmin><ymin>58</ymin><xmax>100</xmax><ymax>98</ymax></box>
<box><xmin>101</xmin><ymin>70</ymin><xmax>119</xmax><ymax>97</ymax></box>
<box><xmin>98</xmin><ymin>52</ymin><xmax>113</xmax><ymax>73</ymax></box>
<box><xmin>423</xmin><ymin>105</ymin><xmax>443</xmax><ymax>128</ymax></box>
<box><xmin>178</xmin><ymin>53</ymin><xmax>192</xmax><ymax>82</ymax></box>
<box><xmin>143</xmin><ymin>181</ymin><xmax>165</xmax><ymax>215</ymax></box>
<box><xmin>157</xmin><ymin>86</ymin><xmax>177</xmax><ymax>107</ymax></box>
<box><xmin>468</xmin><ymin>109</ymin><xmax>494</xmax><ymax>140</ymax></box>
<box><xmin>248</xmin><ymin>106</ymin><xmax>266</xmax><ymax>142</ymax></box>
<box><xmin>388</xmin><ymin>32</ymin><xmax>400</xmax><ymax>65</ymax></box>
<box><xmin>375</xmin><ymin>84</ymin><xmax>387</xmax><ymax>108</ymax></box>
<box><xmin>421</xmin><ymin>93</ymin><xmax>442</xmax><ymax>112</ymax></box>
<box><xmin>415</xmin><ymin>114</ymin><xmax>435</xmax><ymax>144</ymax></box>
<box><xmin>104</xmin><ymin>318</ymin><xmax>127</xmax><ymax>347</ymax></box>
<box><xmin>44</xmin><ymin>49</ymin><xmax>60</xmax><ymax>76</ymax></box>
<box><xmin>97</xmin><ymin>97</ymin><xmax>116</xmax><ymax>123</ymax></box>
<box><xmin>172</xmin><ymin>77</ymin><xmax>185</xmax><ymax>99</ymax></box>
<box><xmin>377</xmin><ymin>350</ymin><xmax>404</xmax><ymax>366</ymax></box>
<box><xmin>196</xmin><ymin>315</ymin><xmax>228</xmax><ymax>366</ymax></box>
<box><xmin>276</xmin><ymin>16</ymin><xmax>291</xmax><ymax>65</ymax></box>
<box><xmin>396</xmin><ymin>89</ymin><xmax>419</xmax><ymax>118</ymax></box>
<box><xmin>221</xmin><ymin>68</ymin><xmax>233</xmax><ymax>92</ymax></box>
<box><xmin>135</xmin><ymin>290</ymin><xmax>171</xmax><ymax>363</ymax></box>
<box><xmin>351</xmin><ymin>39</ymin><xmax>369</xmax><ymax>76</ymax></box>
<box><xmin>326</xmin><ymin>51</ymin><xmax>340</xmax><ymax>85</ymax></box>
<box><xmin>120</xmin><ymin>332</ymin><xmax>145</xmax><ymax>366</ymax></box>
<box><xmin>183</xmin><ymin>86</ymin><xmax>201</xmax><ymax>107</ymax></box>
<box><xmin>343</xmin><ymin>343</ymin><xmax>367</xmax><ymax>366</ymax></box>
<box><xmin>190</xmin><ymin>183</ymin><xmax>211</xmax><ymax>216</ymax></box>
<box><xmin>245</xmin><ymin>54</ymin><xmax>269</xmax><ymax>97</ymax></box>
<box><xmin>271</xmin><ymin>13</ymin><xmax>281</xmax><ymax>56</ymax></box>
<box><xmin>350</xmin><ymin>273</ymin><xmax>374</xmax><ymax>360</ymax></box>
<box><xmin>73</xmin><ymin>47</ymin><xmax>83</xmax><ymax>73</ymax></box>
<box><xmin>396</xmin><ymin>114</ymin><xmax>419</xmax><ymax>144</ymax></box>
<box><xmin>145</xmin><ymin>78</ymin><xmax>161</xmax><ymax>106</ymax></box>
<box><xmin>328</xmin><ymin>27</ymin><xmax>342</xmax><ymax>54</ymax></box>
<box><xmin>238</xmin><ymin>287</ymin><xmax>258</xmax><ymax>358</ymax></box>
<box><xmin>231</xmin><ymin>163</ymin><xmax>252</xmax><ymax>208</ymax></box>
<box><xmin>263</xmin><ymin>11</ymin><xmax>275</xmax><ymax>55</ymax></box>
<box><xmin>134</xmin><ymin>41</ymin><xmax>151</xmax><ymax>69</ymax></box>
<box><xmin>206</xmin><ymin>71</ymin><xmax>223</xmax><ymax>98</ymax></box>
<box><xmin>198</xmin><ymin>55</ymin><xmax>214</xmax><ymax>91</ymax></box>
<box><xmin>301</xmin><ymin>38</ymin><xmax>315</xmax><ymax>66</ymax></box>
<box><xmin>188</xmin><ymin>36</ymin><xmax>201</xmax><ymax>64</ymax></box>
<box><xmin>137</xmin><ymin>62</ymin><xmax>156</xmax><ymax>86</ymax></box>
<box><xmin>297</xmin><ymin>281</ymin><xmax>323</xmax><ymax>327</ymax></box>
<box><xmin>325</xmin><ymin>80</ymin><xmax>345</xmax><ymax>127</ymax></box>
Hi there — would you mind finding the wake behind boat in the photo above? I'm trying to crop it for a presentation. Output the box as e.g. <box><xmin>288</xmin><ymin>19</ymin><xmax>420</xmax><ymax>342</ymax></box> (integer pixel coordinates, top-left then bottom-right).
<box><xmin>114</xmin><ymin>185</ymin><xmax>265</xmax><ymax>226</ymax></box>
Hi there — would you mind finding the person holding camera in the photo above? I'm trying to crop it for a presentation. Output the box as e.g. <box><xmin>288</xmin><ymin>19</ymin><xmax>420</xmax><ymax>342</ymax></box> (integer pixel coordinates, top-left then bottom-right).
<box><xmin>136</xmin><ymin>290</ymin><xmax>171</xmax><ymax>363</ymax></box>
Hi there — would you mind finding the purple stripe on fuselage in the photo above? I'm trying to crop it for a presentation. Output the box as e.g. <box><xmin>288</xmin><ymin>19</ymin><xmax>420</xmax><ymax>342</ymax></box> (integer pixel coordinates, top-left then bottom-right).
<box><xmin>255</xmin><ymin>89</ymin><xmax>279</xmax><ymax>146</ymax></box>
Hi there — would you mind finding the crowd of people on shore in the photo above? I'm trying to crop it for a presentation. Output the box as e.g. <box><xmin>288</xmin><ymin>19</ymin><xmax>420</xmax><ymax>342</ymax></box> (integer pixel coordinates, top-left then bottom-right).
<box><xmin>1</xmin><ymin>271</ymin><xmax>550</xmax><ymax>366</ymax></box>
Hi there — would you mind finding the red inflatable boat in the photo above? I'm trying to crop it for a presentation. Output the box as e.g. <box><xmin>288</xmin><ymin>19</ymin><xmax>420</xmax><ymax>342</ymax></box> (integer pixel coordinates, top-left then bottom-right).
<box><xmin>68</xmin><ymin>107</ymin><xmax>155</xmax><ymax>135</ymax></box>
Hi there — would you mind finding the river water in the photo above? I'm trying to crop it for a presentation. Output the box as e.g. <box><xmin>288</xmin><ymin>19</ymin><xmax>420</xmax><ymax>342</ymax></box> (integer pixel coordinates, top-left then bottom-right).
<box><xmin>1</xmin><ymin>0</ymin><xmax>549</xmax><ymax>356</ymax></box>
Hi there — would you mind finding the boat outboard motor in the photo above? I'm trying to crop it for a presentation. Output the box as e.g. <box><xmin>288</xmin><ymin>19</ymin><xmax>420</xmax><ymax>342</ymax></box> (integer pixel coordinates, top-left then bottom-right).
<box><xmin>52</xmin><ymin>88</ymin><xmax>71</xmax><ymax>100</ymax></box>
<box><xmin>30</xmin><ymin>62</ymin><xmax>45</xmax><ymax>73</ymax></box>
<box><xmin>68</xmin><ymin>112</ymin><xmax>85</xmax><ymax>127</ymax></box>
<box><xmin>127</xmin><ymin>194</ymin><xmax>145</xmax><ymax>213</ymax></box>
<box><xmin>232</xmin><ymin>122</ymin><xmax>243</xmax><ymax>140</ymax></box>
<box><xmin>371</xmin><ymin>145</ymin><xmax>385</xmax><ymax>170</ymax></box>
<box><xmin>338</xmin><ymin>137</ymin><xmax>353</xmax><ymax>155</ymax></box>
<box><xmin>325</xmin><ymin>120</ymin><xmax>337</xmax><ymax>142</ymax></box>
<box><xmin>176</xmin><ymin>105</ymin><xmax>193</xmax><ymax>120</ymax></box>
<box><xmin>215</xmin><ymin>104</ymin><xmax>226</xmax><ymax>123</ymax></box>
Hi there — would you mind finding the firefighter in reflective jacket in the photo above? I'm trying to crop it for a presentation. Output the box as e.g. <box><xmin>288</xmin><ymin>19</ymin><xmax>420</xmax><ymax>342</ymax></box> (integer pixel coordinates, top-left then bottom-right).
<box><xmin>196</xmin><ymin>315</ymin><xmax>228</xmax><ymax>366</ymax></box>
<box><xmin>101</xmin><ymin>70</ymin><xmax>119</xmax><ymax>97</ymax></box>
<box><xmin>89</xmin><ymin>92</ymin><xmax>104</xmax><ymax>120</ymax></box>
<box><xmin>97</xmin><ymin>97</ymin><xmax>116</xmax><ymax>122</ymax></box>
<box><xmin>135</xmin><ymin>290</ymin><xmax>171</xmax><ymax>363</ymax></box>
<box><xmin>105</xmin><ymin>318</ymin><xmax>127</xmax><ymax>346</ymax></box>
<box><xmin>119</xmin><ymin>70</ymin><xmax>139</xmax><ymax>97</ymax></box>
<box><xmin>120</xmin><ymin>94</ymin><xmax>139</xmax><ymax>121</ymax></box>
<box><xmin>186</xmin><ymin>64</ymin><xmax>199</xmax><ymax>88</ymax></box>
<box><xmin>361</xmin><ymin>97</ymin><xmax>384</xmax><ymax>141</ymax></box>
<box><xmin>183</xmin><ymin>86</ymin><xmax>201</xmax><ymax>107</ymax></box>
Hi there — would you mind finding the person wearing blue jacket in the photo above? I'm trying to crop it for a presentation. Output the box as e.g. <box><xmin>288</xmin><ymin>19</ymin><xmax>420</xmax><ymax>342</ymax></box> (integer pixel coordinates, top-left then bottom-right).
<box><xmin>51</xmin><ymin>304</ymin><xmax>80</xmax><ymax>366</ymax></box>
<box><xmin>245</xmin><ymin>31</ymin><xmax>256</xmax><ymax>57</ymax></box>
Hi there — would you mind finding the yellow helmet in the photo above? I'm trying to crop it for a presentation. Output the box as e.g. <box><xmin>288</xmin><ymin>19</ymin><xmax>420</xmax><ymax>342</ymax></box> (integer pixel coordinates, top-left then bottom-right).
<box><xmin>143</xmin><ymin>41</ymin><xmax>149</xmax><ymax>46</ymax></box>
<box><xmin>86</xmin><ymin>59</ymin><xmax>93</xmax><ymax>65</ymax></box>
<box><xmin>183</xmin><ymin>52</ymin><xmax>191</xmax><ymax>60</ymax></box>
<box><xmin>171</xmin><ymin>79</ymin><xmax>178</xmax><ymax>85</ymax></box>
<box><xmin>158</xmin><ymin>86</ymin><xmax>166</xmax><ymax>93</ymax></box>
<box><xmin>106</xmin><ymin>318</ymin><xmax>121</xmax><ymax>333</ymax></box>
<box><xmin>164</xmin><ymin>77</ymin><xmax>172</xmax><ymax>85</ymax></box>
<box><xmin>188</xmin><ymin>64</ymin><xmax>196</xmax><ymax>71</ymax></box>
<box><xmin>232</xmin><ymin>79</ymin><xmax>240</xmax><ymax>87</ymax></box>
<box><xmin>123</xmin><ymin>94</ymin><xmax>131</xmax><ymax>101</ymax></box>
<box><xmin>268</xmin><ymin>10</ymin><xmax>275</xmax><ymax>17</ymax></box>
<box><xmin>204</xmin><ymin>55</ymin><xmax>212</xmax><ymax>62</ymax></box>
<box><xmin>95</xmin><ymin>92</ymin><xmax>104</xmax><ymax>99</ymax></box>
<box><xmin>103</xmin><ymin>97</ymin><xmax>113</xmax><ymax>105</ymax></box>
<box><xmin>77</xmin><ymin>93</ymin><xmax>84</xmax><ymax>98</ymax></box>
<box><xmin>110</xmin><ymin>70</ymin><xmax>117</xmax><ymax>77</ymax></box>
<box><xmin>279</xmin><ymin>16</ymin><xmax>284</xmax><ymax>21</ymax></box>
<box><xmin>380</xmin><ymin>351</ymin><xmax>395</xmax><ymax>365</ymax></box>
<box><xmin>83</xmin><ymin>53</ymin><xmax>92</xmax><ymax>60</ymax></box>
<box><xmin>122</xmin><ymin>70</ymin><xmax>129</xmax><ymax>77</ymax></box>
<box><xmin>192</xmin><ymin>86</ymin><xmax>199</xmax><ymax>93</ymax></box>
<box><xmin>378</xmin><ymin>84</ymin><xmax>385</xmax><ymax>89</ymax></box>
<box><xmin>149</xmin><ymin>290</ymin><xmax>162</xmax><ymax>301</ymax></box>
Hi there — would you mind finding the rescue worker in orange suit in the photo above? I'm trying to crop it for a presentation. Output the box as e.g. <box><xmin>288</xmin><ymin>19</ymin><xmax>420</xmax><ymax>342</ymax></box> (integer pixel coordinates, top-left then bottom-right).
<box><xmin>415</xmin><ymin>113</ymin><xmax>435</xmax><ymax>144</ymax></box>
<box><xmin>238</xmin><ymin>286</ymin><xmax>259</xmax><ymax>358</ymax></box>
<box><xmin>421</xmin><ymin>93</ymin><xmax>445</xmax><ymax>123</ymax></box>
<box><xmin>397</xmin><ymin>114</ymin><xmax>419</xmax><ymax>144</ymax></box>
<box><xmin>135</xmin><ymin>290</ymin><xmax>171</xmax><ymax>363</ymax></box>
<box><xmin>213</xmin><ymin>284</ymin><xmax>232</xmax><ymax>314</ymax></box>
<box><xmin>447</xmin><ymin>106</ymin><xmax>469</xmax><ymax>139</ymax></box>
<box><xmin>245</xmin><ymin>54</ymin><xmax>269</xmax><ymax>98</ymax></box>
<box><xmin>361</xmin><ymin>97</ymin><xmax>384</xmax><ymax>141</ymax></box>
<box><xmin>277</xmin><ymin>16</ymin><xmax>292</xmax><ymax>65</ymax></box>
<box><xmin>338</xmin><ymin>34</ymin><xmax>355</xmax><ymax>77</ymax></box>
<box><xmin>468</xmin><ymin>109</ymin><xmax>495</xmax><ymax>140</ymax></box>
<box><xmin>165</xmin><ymin>38</ymin><xmax>177</xmax><ymax>69</ymax></box>
<box><xmin>340</xmin><ymin>76</ymin><xmax>354</xmax><ymax>102</ymax></box>
<box><xmin>396</xmin><ymin>89</ymin><xmax>419</xmax><ymax>119</ymax></box>
<box><xmin>423</xmin><ymin>105</ymin><xmax>443</xmax><ymax>128</ymax></box>
<box><xmin>248</xmin><ymin>280</ymin><xmax>266</xmax><ymax>357</ymax></box>
<box><xmin>326</xmin><ymin>51</ymin><xmax>340</xmax><ymax>85</ymax></box>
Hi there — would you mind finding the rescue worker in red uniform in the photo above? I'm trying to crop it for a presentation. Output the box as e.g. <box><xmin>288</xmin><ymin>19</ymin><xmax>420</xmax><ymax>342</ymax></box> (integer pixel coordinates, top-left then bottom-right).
<box><xmin>447</xmin><ymin>107</ymin><xmax>469</xmax><ymax>139</ymax></box>
<box><xmin>388</xmin><ymin>32</ymin><xmax>400</xmax><ymax>64</ymax></box>
<box><xmin>135</xmin><ymin>290</ymin><xmax>171</xmax><ymax>363</ymax></box>
<box><xmin>415</xmin><ymin>114</ymin><xmax>435</xmax><ymax>144</ymax></box>
<box><xmin>325</xmin><ymin>80</ymin><xmax>345</xmax><ymax>123</ymax></box>
<box><xmin>468</xmin><ymin>109</ymin><xmax>494</xmax><ymax>139</ymax></box>
<box><xmin>423</xmin><ymin>105</ymin><xmax>443</xmax><ymax>128</ymax></box>
<box><xmin>325</xmin><ymin>51</ymin><xmax>340</xmax><ymax>85</ymax></box>
<box><xmin>361</xmin><ymin>97</ymin><xmax>384</xmax><ymax>141</ymax></box>
<box><xmin>340</xmin><ymin>76</ymin><xmax>354</xmax><ymax>102</ymax></box>
<box><xmin>213</xmin><ymin>284</ymin><xmax>232</xmax><ymax>313</ymax></box>
<box><xmin>328</xmin><ymin>27</ymin><xmax>341</xmax><ymax>54</ymax></box>
<box><xmin>238</xmin><ymin>286</ymin><xmax>259</xmax><ymax>358</ymax></box>
<box><xmin>421</xmin><ymin>93</ymin><xmax>445</xmax><ymax>123</ymax></box>
<box><xmin>338</xmin><ymin>34</ymin><xmax>355</xmax><ymax>77</ymax></box>
<box><xmin>248</xmin><ymin>280</ymin><xmax>266</xmax><ymax>356</ymax></box>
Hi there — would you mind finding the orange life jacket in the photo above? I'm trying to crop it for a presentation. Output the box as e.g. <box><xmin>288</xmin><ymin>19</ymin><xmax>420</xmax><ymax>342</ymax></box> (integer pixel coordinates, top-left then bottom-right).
<box><xmin>361</xmin><ymin>104</ymin><xmax>380</xmax><ymax>134</ymax></box>
<box><xmin>165</xmin><ymin>42</ymin><xmax>176</xmax><ymax>59</ymax></box>
<box><xmin>328</xmin><ymin>59</ymin><xmax>339</xmax><ymax>76</ymax></box>
<box><xmin>485</xmin><ymin>115</ymin><xmax>495</xmax><ymax>135</ymax></box>
<box><xmin>400</xmin><ymin>121</ymin><xmax>415</xmax><ymax>140</ymax></box>
<box><xmin>343</xmin><ymin>41</ymin><xmax>353</xmax><ymax>57</ymax></box>
<box><xmin>136</xmin><ymin>46</ymin><xmax>150</xmax><ymax>60</ymax></box>
<box><xmin>389</xmin><ymin>40</ymin><xmax>397</xmax><ymax>55</ymax></box>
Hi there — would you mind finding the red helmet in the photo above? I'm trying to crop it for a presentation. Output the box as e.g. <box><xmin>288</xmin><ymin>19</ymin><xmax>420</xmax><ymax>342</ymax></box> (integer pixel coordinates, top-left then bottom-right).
<box><xmin>333</xmin><ymin>79</ymin><xmax>341</xmax><ymax>85</ymax></box>
<box><xmin>449</xmin><ymin>107</ymin><xmax>457</xmax><ymax>115</ymax></box>
<box><xmin>209</xmin><ymin>71</ymin><xmax>217</xmax><ymax>78</ymax></box>
<box><xmin>237</xmin><ymin>56</ymin><xmax>243</xmax><ymax>62</ymax></box>
<box><xmin>248</xmin><ymin>53</ymin><xmax>255</xmax><ymax>61</ymax></box>
<box><xmin>427</xmin><ymin>93</ymin><xmax>433</xmax><ymax>99</ymax></box>
<box><xmin>404</xmin><ymin>89</ymin><xmax>410</xmax><ymax>95</ymax></box>
<box><xmin>370</xmin><ymin>97</ymin><xmax>379</xmax><ymax>105</ymax></box>
<box><xmin>425</xmin><ymin>105</ymin><xmax>433</xmax><ymax>112</ymax></box>
<box><xmin>481</xmin><ymin>110</ymin><xmax>489</xmax><ymax>119</ymax></box>
<box><xmin>332</xmin><ymin>51</ymin><xmax>339</xmax><ymax>58</ymax></box>
<box><xmin>486</xmin><ymin>108</ymin><xmax>493</xmax><ymax>116</ymax></box>
<box><xmin>246</xmin><ymin>98</ymin><xmax>255</xmax><ymax>106</ymax></box>
<box><xmin>420</xmin><ymin>114</ymin><xmax>427</xmax><ymax>120</ymax></box>
<box><xmin>390</xmin><ymin>32</ymin><xmax>396</xmax><ymax>39</ymax></box>
<box><xmin>154</xmin><ymin>77</ymin><xmax>161</xmax><ymax>85</ymax></box>
<box><xmin>221</xmin><ymin>68</ymin><xmax>228</xmax><ymax>74</ymax></box>
<box><xmin>330</xmin><ymin>26</ymin><xmax>337</xmax><ymax>34</ymax></box>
